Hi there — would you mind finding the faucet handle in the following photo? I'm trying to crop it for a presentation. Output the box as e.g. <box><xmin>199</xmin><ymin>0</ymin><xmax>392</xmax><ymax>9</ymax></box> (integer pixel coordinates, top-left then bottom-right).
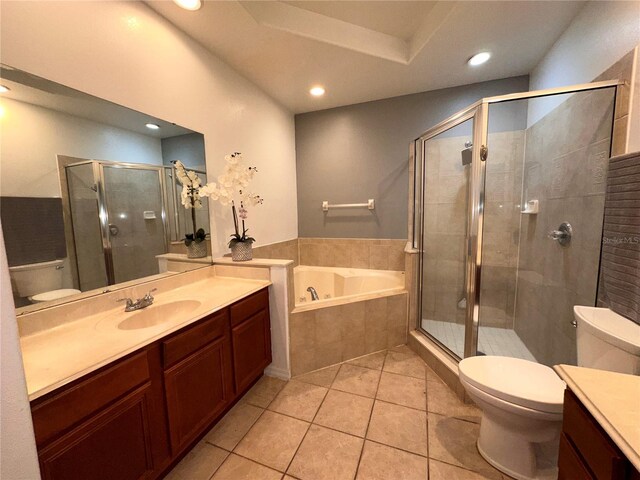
<box><xmin>143</xmin><ymin>288</ymin><xmax>157</xmax><ymax>300</ymax></box>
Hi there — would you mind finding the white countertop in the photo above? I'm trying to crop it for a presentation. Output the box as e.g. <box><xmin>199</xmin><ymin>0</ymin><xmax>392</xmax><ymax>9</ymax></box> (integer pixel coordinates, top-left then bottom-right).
<box><xmin>21</xmin><ymin>275</ymin><xmax>270</xmax><ymax>401</ymax></box>
<box><xmin>554</xmin><ymin>364</ymin><xmax>640</xmax><ymax>471</ymax></box>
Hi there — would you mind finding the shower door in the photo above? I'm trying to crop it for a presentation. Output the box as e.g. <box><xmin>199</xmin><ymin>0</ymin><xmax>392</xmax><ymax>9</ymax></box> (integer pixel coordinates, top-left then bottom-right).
<box><xmin>100</xmin><ymin>164</ymin><xmax>168</xmax><ymax>284</ymax></box>
<box><xmin>413</xmin><ymin>80</ymin><xmax>620</xmax><ymax>364</ymax></box>
<box><xmin>416</xmin><ymin>112</ymin><xmax>484</xmax><ymax>358</ymax></box>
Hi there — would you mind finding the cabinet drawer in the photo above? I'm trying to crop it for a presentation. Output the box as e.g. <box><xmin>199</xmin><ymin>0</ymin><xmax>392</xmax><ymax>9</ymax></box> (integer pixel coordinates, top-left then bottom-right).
<box><xmin>558</xmin><ymin>433</ymin><xmax>594</xmax><ymax>480</ymax></box>
<box><xmin>163</xmin><ymin>310</ymin><xmax>229</xmax><ymax>368</ymax></box>
<box><xmin>230</xmin><ymin>288</ymin><xmax>268</xmax><ymax>327</ymax></box>
<box><xmin>563</xmin><ymin>389</ymin><xmax>626</xmax><ymax>480</ymax></box>
<box><xmin>31</xmin><ymin>351</ymin><xmax>150</xmax><ymax>447</ymax></box>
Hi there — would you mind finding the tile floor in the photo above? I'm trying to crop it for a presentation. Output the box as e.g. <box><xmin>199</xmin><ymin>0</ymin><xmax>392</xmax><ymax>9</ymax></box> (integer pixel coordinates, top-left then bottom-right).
<box><xmin>165</xmin><ymin>345</ymin><xmax>514</xmax><ymax>480</ymax></box>
<box><xmin>422</xmin><ymin>319</ymin><xmax>537</xmax><ymax>361</ymax></box>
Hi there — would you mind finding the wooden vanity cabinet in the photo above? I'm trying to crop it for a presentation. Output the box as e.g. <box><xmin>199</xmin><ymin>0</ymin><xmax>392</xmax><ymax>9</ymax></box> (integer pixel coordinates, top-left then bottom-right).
<box><xmin>31</xmin><ymin>348</ymin><xmax>169</xmax><ymax>480</ymax></box>
<box><xmin>230</xmin><ymin>288</ymin><xmax>272</xmax><ymax>393</ymax></box>
<box><xmin>559</xmin><ymin>389</ymin><xmax>640</xmax><ymax>480</ymax></box>
<box><xmin>30</xmin><ymin>287</ymin><xmax>271</xmax><ymax>480</ymax></box>
<box><xmin>163</xmin><ymin>309</ymin><xmax>233</xmax><ymax>454</ymax></box>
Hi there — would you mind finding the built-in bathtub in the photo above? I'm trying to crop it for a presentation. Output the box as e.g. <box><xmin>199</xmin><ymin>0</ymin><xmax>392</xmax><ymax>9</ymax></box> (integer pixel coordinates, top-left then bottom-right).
<box><xmin>293</xmin><ymin>265</ymin><xmax>405</xmax><ymax>312</ymax></box>
<box><xmin>289</xmin><ymin>265</ymin><xmax>408</xmax><ymax>376</ymax></box>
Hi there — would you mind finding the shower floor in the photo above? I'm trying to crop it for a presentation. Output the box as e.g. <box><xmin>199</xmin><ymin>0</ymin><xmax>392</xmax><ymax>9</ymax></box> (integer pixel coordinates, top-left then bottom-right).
<box><xmin>422</xmin><ymin>319</ymin><xmax>537</xmax><ymax>361</ymax></box>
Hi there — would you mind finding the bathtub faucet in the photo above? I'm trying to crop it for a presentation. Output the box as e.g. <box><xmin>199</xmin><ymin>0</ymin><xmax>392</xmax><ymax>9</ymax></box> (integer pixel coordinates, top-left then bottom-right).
<box><xmin>307</xmin><ymin>286</ymin><xmax>320</xmax><ymax>301</ymax></box>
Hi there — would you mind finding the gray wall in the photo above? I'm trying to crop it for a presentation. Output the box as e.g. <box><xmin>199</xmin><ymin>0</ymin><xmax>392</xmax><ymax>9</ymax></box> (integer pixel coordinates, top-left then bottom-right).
<box><xmin>161</xmin><ymin>133</ymin><xmax>206</xmax><ymax>171</ymax></box>
<box><xmin>295</xmin><ymin>76</ymin><xmax>530</xmax><ymax>239</ymax></box>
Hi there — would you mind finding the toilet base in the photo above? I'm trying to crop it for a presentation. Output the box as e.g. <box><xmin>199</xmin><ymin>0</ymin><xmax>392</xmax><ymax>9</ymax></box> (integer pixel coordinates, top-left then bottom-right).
<box><xmin>476</xmin><ymin>414</ymin><xmax>559</xmax><ymax>480</ymax></box>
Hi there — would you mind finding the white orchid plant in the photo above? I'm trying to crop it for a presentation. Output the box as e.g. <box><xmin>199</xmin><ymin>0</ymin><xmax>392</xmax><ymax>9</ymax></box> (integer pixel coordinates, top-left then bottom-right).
<box><xmin>199</xmin><ymin>152</ymin><xmax>263</xmax><ymax>248</ymax></box>
<box><xmin>173</xmin><ymin>160</ymin><xmax>207</xmax><ymax>247</ymax></box>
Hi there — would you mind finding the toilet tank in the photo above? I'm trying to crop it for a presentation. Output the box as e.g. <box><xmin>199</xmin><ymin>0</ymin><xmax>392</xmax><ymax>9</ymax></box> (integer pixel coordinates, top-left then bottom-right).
<box><xmin>574</xmin><ymin>306</ymin><xmax>640</xmax><ymax>375</ymax></box>
<box><xmin>9</xmin><ymin>259</ymin><xmax>65</xmax><ymax>297</ymax></box>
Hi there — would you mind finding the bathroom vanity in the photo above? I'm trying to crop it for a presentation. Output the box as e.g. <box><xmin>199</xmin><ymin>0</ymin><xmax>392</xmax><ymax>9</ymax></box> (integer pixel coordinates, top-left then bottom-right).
<box><xmin>555</xmin><ymin>365</ymin><xmax>640</xmax><ymax>480</ymax></box>
<box><xmin>21</xmin><ymin>271</ymin><xmax>272</xmax><ymax>480</ymax></box>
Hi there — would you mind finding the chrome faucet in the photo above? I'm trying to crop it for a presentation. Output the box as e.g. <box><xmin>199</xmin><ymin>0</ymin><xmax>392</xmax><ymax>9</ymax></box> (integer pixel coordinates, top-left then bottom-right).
<box><xmin>117</xmin><ymin>288</ymin><xmax>157</xmax><ymax>312</ymax></box>
<box><xmin>307</xmin><ymin>286</ymin><xmax>319</xmax><ymax>301</ymax></box>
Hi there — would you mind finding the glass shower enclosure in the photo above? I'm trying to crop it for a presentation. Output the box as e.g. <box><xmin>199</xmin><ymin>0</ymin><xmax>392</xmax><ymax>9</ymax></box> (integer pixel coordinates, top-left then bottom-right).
<box><xmin>412</xmin><ymin>80</ymin><xmax>622</xmax><ymax>367</ymax></box>
<box><xmin>66</xmin><ymin>160</ymin><xmax>169</xmax><ymax>290</ymax></box>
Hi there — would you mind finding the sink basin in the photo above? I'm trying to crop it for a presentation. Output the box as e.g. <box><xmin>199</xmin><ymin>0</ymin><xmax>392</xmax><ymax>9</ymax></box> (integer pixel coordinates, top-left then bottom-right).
<box><xmin>118</xmin><ymin>300</ymin><xmax>202</xmax><ymax>330</ymax></box>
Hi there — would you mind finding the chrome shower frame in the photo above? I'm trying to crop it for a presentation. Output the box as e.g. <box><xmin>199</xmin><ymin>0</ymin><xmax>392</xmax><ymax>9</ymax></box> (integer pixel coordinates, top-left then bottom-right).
<box><xmin>410</xmin><ymin>79</ymin><xmax>624</xmax><ymax>361</ymax></box>
<box><xmin>66</xmin><ymin>160</ymin><xmax>170</xmax><ymax>286</ymax></box>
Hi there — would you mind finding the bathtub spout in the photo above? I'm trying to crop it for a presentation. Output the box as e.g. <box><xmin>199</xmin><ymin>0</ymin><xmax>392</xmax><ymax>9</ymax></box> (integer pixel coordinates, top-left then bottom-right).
<box><xmin>307</xmin><ymin>287</ymin><xmax>320</xmax><ymax>301</ymax></box>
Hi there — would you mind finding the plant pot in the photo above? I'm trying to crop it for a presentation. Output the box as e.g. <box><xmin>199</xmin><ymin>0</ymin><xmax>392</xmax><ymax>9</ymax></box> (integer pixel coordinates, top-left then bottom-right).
<box><xmin>231</xmin><ymin>241</ymin><xmax>253</xmax><ymax>261</ymax></box>
<box><xmin>186</xmin><ymin>240</ymin><xmax>207</xmax><ymax>259</ymax></box>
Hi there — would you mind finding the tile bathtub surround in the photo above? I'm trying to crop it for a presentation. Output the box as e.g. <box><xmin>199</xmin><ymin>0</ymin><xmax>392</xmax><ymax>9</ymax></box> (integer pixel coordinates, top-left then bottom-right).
<box><xmin>252</xmin><ymin>239</ymin><xmax>300</xmax><ymax>266</ymax></box>
<box><xmin>298</xmin><ymin>238</ymin><xmax>406</xmax><ymax>271</ymax></box>
<box><xmin>289</xmin><ymin>292</ymin><xmax>409</xmax><ymax>376</ymax></box>
<box><xmin>166</xmin><ymin>347</ymin><xmax>509</xmax><ymax>480</ymax></box>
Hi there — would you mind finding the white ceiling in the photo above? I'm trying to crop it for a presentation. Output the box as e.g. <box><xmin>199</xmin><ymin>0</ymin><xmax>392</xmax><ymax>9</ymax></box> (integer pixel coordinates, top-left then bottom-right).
<box><xmin>146</xmin><ymin>0</ymin><xmax>585</xmax><ymax>114</ymax></box>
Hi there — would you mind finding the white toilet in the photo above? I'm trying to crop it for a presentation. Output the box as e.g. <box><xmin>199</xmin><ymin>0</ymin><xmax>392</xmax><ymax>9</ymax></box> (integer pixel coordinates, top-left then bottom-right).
<box><xmin>458</xmin><ymin>306</ymin><xmax>640</xmax><ymax>480</ymax></box>
<box><xmin>9</xmin><ymin>259</ymin><xmax>81</xmax><ymax>303</ymax></box>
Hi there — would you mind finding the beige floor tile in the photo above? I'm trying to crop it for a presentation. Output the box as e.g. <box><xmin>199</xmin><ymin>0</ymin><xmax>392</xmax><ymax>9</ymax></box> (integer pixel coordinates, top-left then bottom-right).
<box><xmin>212</xmin><ymin>454</ymin><xmax>282</xmax><ymax>480</ymax></box>
<box><xmin>356</xmin><ymin>441</ymin><xmax>428</xmax><ymax>480</ymax></box>
<box><xmin>165</xmin><ymin>442</ymin><xmax>228</xmax><ymax>480</ymax></box>
<box><xmin>429</xmin><ymin>459</ymin><xmax>499</xmax><ymax>479</ymax></box>
<box><xmin>242</xmin><ymin>375</ymin><xmax>287</xmax><ymax>408</ymax></box>
<box><xmin>287</xmin><ymin>425</ymin><xmax>364</xmax><ymax>480</ymax></box>
<box><xmin>331</xmin><ymin>364</ymin><xmax>381</xmax><ymax>398</ymax></box>
<box><xmin>376</xmin><ymin>372</ymin><xmax>426</xmax><ymax>410</ymax></box>
<box><xmin>234</xmin><ymin>410</ymin><xmax>309</xmax><ymax>472</ymax></box>
<box><xmin>314</xmin><ymin>389</ymin><xmax>374</xmax><ymax>437</ymax></box>
<box><xmin>366</xmin><ymin>401</ymin><xmax>428</xmax><ymax>456</ymax></box>
<box><xmin>268</xmin><ymin>380</ymin><xmax>328</xmax><ymax>421</ymax></box>
<box><xmin>427</xmin><ymin>380</ymin><xmax>481</xmax><ymax>423</ymax></box>
<box><xmin>205</xmin><ymin>402</ymin><xmax>264</xmax><ymax>450</ymax></box>
<box><xmin>383</xmin><ymin>350</ymin><xmax>427</xmax><ymax>379</ymax></box>
<box><xmin>346</xmin><ymin>351</ymin><xmax>387</xmax><ymax>370</ymax></box>
<box><xmin>295</xmin><ymin>364</ymin><xmax>340</xmax><ymax>388</ymax></box>
<box><xmin>428</xmin><ymin>413</ymin><xmax>502</xmax><ymax>479</ymax></box>
<box><xmin>388</xmin><ymin>344</ymin><xmax>414</xmax><ymax>355</ymax></box>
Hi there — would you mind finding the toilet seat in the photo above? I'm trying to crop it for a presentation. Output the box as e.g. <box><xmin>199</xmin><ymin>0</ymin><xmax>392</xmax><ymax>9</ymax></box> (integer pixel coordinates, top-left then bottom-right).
<box><xmin>459</xmin><ymin>356</ymin><xmax>565</xmax><ymax>414</ymax></box>
<box><xmin>29</xmin><ymin>288</ymin><xmax>81</xmax><ymax>303</ymax></box>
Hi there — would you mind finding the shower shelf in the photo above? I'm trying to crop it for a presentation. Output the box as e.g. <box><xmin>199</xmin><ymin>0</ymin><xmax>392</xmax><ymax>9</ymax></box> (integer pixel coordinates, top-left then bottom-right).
<box><xmin>521</xmin><ymin>199</ymin><xmax>539</xmax><ymax>214</ymax></box>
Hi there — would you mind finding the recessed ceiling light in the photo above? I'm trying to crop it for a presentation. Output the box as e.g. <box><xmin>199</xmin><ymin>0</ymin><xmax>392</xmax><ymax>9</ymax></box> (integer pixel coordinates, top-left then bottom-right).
<box><xmin>145</xmin><ymin>123</ymin><xmax>160</xmax><ymax>130</ymax></box>
<box><xmin>0</xmin><ymin>85</ymin><xmax>10</xmax><ymax>93</ymax></box>
<box><xmin>310</xmin><ymin>86</ymin><xmax>325</xmax><ymax>97</ymax></box>
<box><xmin>468</xmin><ymin>52</ymin><xmax>491</xmax><ymax>66</ymax></box>
<box><xmin>173</xmin><ymin>0</ymin><xmax>202</xmax><ymax>11</ymax></box>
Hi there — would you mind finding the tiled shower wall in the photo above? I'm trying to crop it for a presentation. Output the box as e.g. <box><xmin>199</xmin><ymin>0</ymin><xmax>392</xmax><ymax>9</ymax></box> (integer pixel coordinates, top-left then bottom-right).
<box><xmin>422</xmin><ymin>131</ymin><xmax>524</xmax><ymax>329</ymax></box>
<box><xmin>514</xmin><ymin>51</ymin><xmax>634</xmax><ymax>367</ymax></box>
<box><xmin>514</xmin><ymin>88</ymin><xmax>615</xmax><ymax>367</ymax></box>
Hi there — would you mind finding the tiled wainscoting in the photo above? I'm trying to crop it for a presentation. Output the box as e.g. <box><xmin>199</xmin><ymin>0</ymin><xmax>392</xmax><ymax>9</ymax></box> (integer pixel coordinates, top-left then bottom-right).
<box><xmin>289</xmin><ymin>293</ymin><xmax>409</xmax><ymax>376</ymax></box>
<box><xmin>166</xmin><ymin>346</ymin><xmax>509</xmax><ymax>480</ymax></box>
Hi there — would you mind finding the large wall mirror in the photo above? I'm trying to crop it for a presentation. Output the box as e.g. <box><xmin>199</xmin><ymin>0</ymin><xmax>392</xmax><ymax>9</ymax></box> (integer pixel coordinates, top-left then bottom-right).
<box><xmin>0</xmin><ymin>65</ymin><xmax>212</xmax><ymax>315</ymax></box>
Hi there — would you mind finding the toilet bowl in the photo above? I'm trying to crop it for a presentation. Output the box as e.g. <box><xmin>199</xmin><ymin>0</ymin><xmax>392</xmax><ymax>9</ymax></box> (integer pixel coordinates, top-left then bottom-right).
<box><xmin>459</xmin><ymin>356</ymin><xmax>565</xmax><ymax>480</ymax></box>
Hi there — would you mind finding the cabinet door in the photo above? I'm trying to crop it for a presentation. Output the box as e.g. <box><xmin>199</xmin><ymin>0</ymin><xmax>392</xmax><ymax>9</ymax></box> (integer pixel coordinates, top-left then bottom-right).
<box><xmin>39</xmin><ymin>385</ymin><xmax>154</xmax><ymax>480</ymax></box>
<box><xmin>232</xmin><ymin>309</ymin><xmax>272</xmax><ymax>393</ymax></box>
<box><xmin>164</xmin><ymin>338</ymin><xmax>233</xmax><ymax>453</ymax></box>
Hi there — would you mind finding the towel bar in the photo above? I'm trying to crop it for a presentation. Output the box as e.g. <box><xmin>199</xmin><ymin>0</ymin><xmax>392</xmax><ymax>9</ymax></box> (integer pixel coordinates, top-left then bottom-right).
<box><xmin>322</xmin><ymin>199</ymin><xmax>375</xmax><ymax>212</ymax></box>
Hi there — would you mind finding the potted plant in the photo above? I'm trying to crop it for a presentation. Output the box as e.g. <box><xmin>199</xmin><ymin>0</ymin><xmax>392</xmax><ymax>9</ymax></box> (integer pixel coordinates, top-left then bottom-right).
<box><xmin>173</xmin><ymin>160</ymin><xmax>208</xmax><ymax>258</ymax></box>
<box><xmin>200</xmin><ymin>152</ymin><xmax>263</xmax><ymax>261</ymax></box>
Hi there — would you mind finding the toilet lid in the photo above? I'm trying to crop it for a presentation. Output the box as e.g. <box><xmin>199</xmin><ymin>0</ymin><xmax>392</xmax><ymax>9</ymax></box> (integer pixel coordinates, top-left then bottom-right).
<box><xmin>31</xmin><ymin>288</ymin><xmax>82</xmax><ymax>302</ymax></box>
<box><xmin>459</xmin><ymin>356</ymin><xmax>565</xmax><ymax>414</ymax></box>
